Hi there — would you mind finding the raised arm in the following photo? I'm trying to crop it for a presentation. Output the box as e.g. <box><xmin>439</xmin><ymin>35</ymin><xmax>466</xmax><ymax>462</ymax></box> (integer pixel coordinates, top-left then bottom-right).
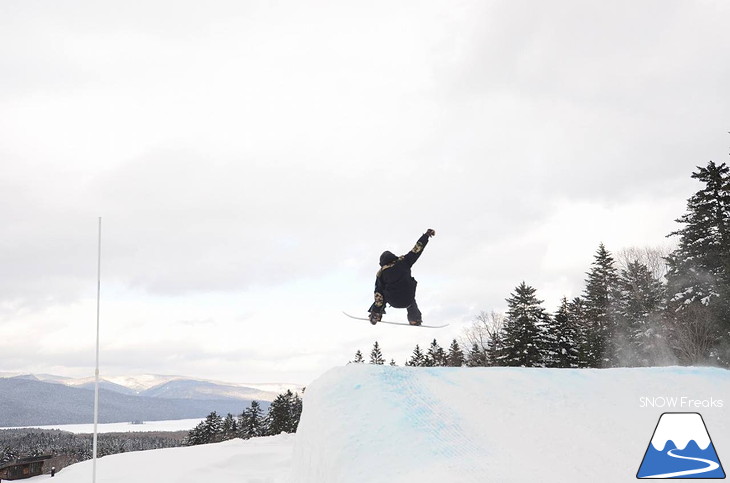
<box><xmin>402</xmin><ymin>229</ymin><xmax>436</xmax><ymax>268</ymax></box>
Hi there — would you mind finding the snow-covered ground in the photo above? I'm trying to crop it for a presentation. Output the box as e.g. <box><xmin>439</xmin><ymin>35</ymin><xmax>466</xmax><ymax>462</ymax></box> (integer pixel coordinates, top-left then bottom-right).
<box><xmin>294</xmin><ymin>365</ymin><xmax>728</xmax><ymax>482</ymax></box>
<box><xmin>9</xmin><ymin>418</ymin><xmax>200</xmax><ymax>434</ymax></box>
<box><xmin>43</xmin><ymin>365</ymin><xmax>728</xmax><ymax>483</ymax></box>
<box><xmin>50</xmin><ymin>435</ymin><xmax>294</xmax><ymax>483</ymax></box>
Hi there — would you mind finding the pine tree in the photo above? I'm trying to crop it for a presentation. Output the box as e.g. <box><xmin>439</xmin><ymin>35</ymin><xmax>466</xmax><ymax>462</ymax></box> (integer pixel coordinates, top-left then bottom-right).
<box><xmin>583</xmin><ymin>243</ymin><xmax>621</xmax><ymax>367</ymax></box>
<box><xmin>548</xmin><ymin>297</ymin><xmax>580</xmax><ymax>368</ymax></box>
<box><xmin>389</xmin><ymin>359</ymin><xmax>397</xmax><ymax>366</ymax></box>
<box><xmin>222</xmin><ymin>413</ymin><xmax>237</xmax><ymax>440</ymax></box>
<box><xmin>369</xmin><ymin>341</ymin><xmax>385</xmax><ymax>365</ymax></box>
<box><xmin>426</xmin><ymin>339</ymin><xmax>447</xmax><ymax>367</ymax></box>
<box><xmin>186</xmin><ymin>411</ymin><xmax>225</xmax><ymax>445</ymax></box>
<box><xmin>498</xmin><ymin>282</ymin><xmax>551</xmax><ymax>367</ymax></box>
<box><xmin>618</xmin><ymin>261</ymin><xmax>669</xmax><ymax>366</ymax></box>
<box><xmin>566</xmin><ymin>297</ymin><xmax>592</xmax><ymax>367</ymax></box>
<box><xmin>466</xmin><ymin>342</ymin><xmax>488</xmax><ymax>367</ymax></box>
<box><xmin>485</xmin><ymin>326</ymin><xmax>504</xmax><ymax>366</ymax></box>
<box><xmin>666</xmin><ymin>160</ymin><xmax>730</xmax><ymax>365</ymax></box>
<box><xmin>266</xmin><ymin>390</ymin><xmax>300</xmax><ymax>435</ymax></box>
<box><xmin>185</xmin><ymin>421</ymin><xmax>206</xmax><ymax>446</ymax></box>
<box><xmin>290</xmin><ymin>392</ymin><xmax>303</xmax><ymax>433</ymax></box>
<box><xmin>406</xmin><ymin>344</ymin><xmax>426</xmax><ymax>367</ymax></box>
<box><xmin>351</xmin><ymin>350</ymin><xmax>365</xmax><ymax>364</ymax></box>
<box><xmin>446</xmin><ymin>339</ymin><xmax>465</xmax><ymax>367</ymax></box>
<box><xmin>238</xmin><ymin>400</ymin><xmax>265</xmax><ymax>439</ymax></box>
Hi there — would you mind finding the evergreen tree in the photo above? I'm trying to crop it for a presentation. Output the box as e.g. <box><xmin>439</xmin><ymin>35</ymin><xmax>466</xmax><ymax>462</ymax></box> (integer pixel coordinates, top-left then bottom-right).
<box><xmin>548</xmin><ymin>297</ymin><xmax>580</xmax><ymax>368</ymax></box>
<box><xmin>238</xmin><ymin>400</ymin><xmax>265</xmax><ymax>439</ymax></box>
<box><xmin>406</xmin><ymin>344</ymin><xmax>426</xmax><ymax>367</ymax></box>
<box><xmin>566</xmin><ymin>297</ymin><xmax>592</xmax><ymax>367</ymax></box>
<box><xmin>369</xmin><ymin>341</ymin><xmax>385</xmax><ymax>365</ymax></box>
<box><xmin>186</xmin><ymin>411</ymin><xmax>224</xmax><ymax>445</ymax></box>
<box><xmin>351</xmin><ymin>350</ymin><xmax>365</xmax><ymax>364</ymax></box>
<box><xmin>498</xmin><ymin>282</ymin><xmax>551</xmax><ymax>367</ymax></box>
<box><xmin>389</xmin><ymin>359</ymin><xmax>397</xmax><ymax>366</ymax></box>
<box><xmin>206</xmin><ymin>411</ymin><xmax>225</xmax><ymax>443</ymax></box>
<box><xmin>466</xmin><ymin>342</ymin><xmax>488</xmax><ymax>367</ymax></box>
<box><xmin>266</xmin><ymin>390</ymin><xmax>301</xmax><ymax>435</ymax></box>
<box><xmin>185</xmin><ymin>422</ymin><xmax>205</xmax><ymax>446</ymax></box>
<box><xmin>583</xmin><ymin>243</ymin><xmax>621</xmax><ymax>367</ymax></box>
<box><xmin>446</xmin><ymin>339</ymin><xmax>465</xmax><ymax>367</ymax></box>
<box><xmin>426</xmin><ymin>339</ymin><xmax>447</xmax><ymax>367</ymax></box>
<box><xmin>291</xmin><ymin>392</ymin><xmax>303</xmax><ymax>433</ymax></box>
<box><xmin>666</xmin><ymin>160</ymin><xmax>730</xmax><ymax>365</ymax></box>
<box><xmin>485</xmin><ymin>326</ymin><xmax>504</xmax><ymax>366</ymax></box>
<box><xmin>618</xmin><ymin>261</ymin><xmax>669</xmax><ymax>366</ymax></box>
<box><xmin>222</xmin><ymin>413</ymin><xmax>237</xmax><ymax>440</ymax></box>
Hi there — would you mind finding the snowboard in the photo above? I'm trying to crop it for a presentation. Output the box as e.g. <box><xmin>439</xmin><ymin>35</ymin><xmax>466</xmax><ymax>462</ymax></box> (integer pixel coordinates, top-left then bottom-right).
<box><xmin>343</xmin><ymin>312</ymin><xmax>449</xmax><ymax>328</ymax></box>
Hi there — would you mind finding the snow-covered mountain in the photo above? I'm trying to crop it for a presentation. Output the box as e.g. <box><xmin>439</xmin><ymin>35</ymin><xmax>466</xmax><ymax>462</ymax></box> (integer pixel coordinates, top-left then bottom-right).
<box><xmin>0</xmin><ymin>373</ymin><xmax>302</xmax><ymax>427</ymax></box>
<box><xmin>0</xmin><ymin>372</ymin><xmax>302</xmax><ymax>401</ymax></box>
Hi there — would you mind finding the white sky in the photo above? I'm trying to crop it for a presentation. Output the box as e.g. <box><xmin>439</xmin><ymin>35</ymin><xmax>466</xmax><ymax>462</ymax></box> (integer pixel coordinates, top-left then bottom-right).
<box><xmin>1</xmin><ymin>0</ymin><xmax>729</xmax><ymax>385</ymax></box>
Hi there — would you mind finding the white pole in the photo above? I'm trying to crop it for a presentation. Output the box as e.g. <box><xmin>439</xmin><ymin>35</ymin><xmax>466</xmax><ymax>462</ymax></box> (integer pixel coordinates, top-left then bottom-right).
<box><xmin>92</xmin><ymin>217</ymin><xmax>101</xmax><ymax>483</ymax></box>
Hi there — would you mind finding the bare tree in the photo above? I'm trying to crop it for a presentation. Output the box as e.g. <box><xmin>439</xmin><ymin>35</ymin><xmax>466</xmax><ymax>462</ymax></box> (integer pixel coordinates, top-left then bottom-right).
<box><xmin>616</xmin><ymin>245</ymin><xmax>674</xmax><ymax>281</ymax></box>
<box><xmin>461</xmin><ymin>310</ymin><xmax>505</xmax><ymax>353</ymax></box>
<box><xmin>670</xmin><ymin>302</ymin><xmax>721</xmax><ymax>365</ymax></box>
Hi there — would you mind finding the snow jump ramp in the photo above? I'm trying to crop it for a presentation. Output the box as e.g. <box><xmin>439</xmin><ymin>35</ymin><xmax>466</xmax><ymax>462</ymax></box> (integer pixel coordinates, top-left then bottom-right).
<box><xmin>292</xmin><ymin>364</ymin><xmax>729</xmax><ymax>483</ymax></box>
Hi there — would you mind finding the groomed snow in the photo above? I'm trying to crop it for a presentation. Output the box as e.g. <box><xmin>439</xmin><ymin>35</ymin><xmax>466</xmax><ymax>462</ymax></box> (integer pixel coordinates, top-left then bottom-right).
<box><xmin>43</xmin><ymin>365</ymin><xmax>728</xmax><ymax>483</ymax></box>
<box><xmin>292</xmin><ymin>365</ymin><xmax>729</xmax><ymax>482</ymax></box>
<box><xmin>51</xmin><ymin>434</ymin><xmax>294</xmax><ymax>483</ymax></box>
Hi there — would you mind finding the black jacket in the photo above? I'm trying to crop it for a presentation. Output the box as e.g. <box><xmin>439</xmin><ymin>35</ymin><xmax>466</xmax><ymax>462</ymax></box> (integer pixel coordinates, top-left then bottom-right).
<box><xmin>369</xmin><ymin>232</ymin><xmax>430</xmax><ymax>312</ymax></box>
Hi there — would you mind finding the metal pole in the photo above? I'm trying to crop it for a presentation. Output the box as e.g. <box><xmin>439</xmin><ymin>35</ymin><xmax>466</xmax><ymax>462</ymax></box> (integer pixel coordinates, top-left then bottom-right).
<box><xmin>92</xmin><ymin>217</ymin><xmax>101</xmax><ymax>483</ymax></box>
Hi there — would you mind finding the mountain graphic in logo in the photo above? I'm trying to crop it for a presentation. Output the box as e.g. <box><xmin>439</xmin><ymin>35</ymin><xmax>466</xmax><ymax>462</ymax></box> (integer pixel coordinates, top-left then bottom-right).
<box><xmin>637</xmin><ymin>412</ymin><xmax>725</xmax><ymax>479</ymax></box>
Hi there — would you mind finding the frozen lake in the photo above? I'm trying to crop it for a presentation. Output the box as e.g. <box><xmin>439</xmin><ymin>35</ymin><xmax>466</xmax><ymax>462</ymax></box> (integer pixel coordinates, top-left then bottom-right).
<box><xmin>6</xmin><ymin>418</ymin><xmax>201</xmax><ymax>434</ymax></box>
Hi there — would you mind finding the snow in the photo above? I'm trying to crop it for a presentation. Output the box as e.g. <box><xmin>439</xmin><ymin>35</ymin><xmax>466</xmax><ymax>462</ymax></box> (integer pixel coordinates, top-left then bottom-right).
<box><xmin>291</xmin><ymin>365</ymin><xmax>729</xmax><ymax>482</ymax></box>
<box><xmin>50</xmin><ymin>435</ymin><xmax>294</xmax><ymax>483</ymax></box>
<box><xmin>43</xmin><ymin>365</ymin><xmax>729</xmax><ymax>483</ymax></box>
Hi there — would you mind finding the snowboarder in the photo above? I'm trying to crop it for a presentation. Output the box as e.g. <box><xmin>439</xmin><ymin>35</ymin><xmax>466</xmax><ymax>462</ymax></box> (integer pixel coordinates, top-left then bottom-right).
<box><xmin>368</xmin><ymin>229</ymin><xmax>436</xmax><ymax>325</ymax></box>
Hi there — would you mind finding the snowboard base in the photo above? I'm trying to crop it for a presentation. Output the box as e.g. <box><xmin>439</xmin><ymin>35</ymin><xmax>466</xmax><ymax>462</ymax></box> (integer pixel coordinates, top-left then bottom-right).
<box><xmin>343</xmin><ymin>312</ymin><xmax>449</xmax><ymax>328</ymax></box>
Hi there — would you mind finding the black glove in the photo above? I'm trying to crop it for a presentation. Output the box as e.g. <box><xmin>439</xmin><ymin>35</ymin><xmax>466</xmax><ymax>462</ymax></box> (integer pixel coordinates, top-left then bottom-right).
<box><xmin>426</xmin><ymin>229</ymin><xmax>436</xmax><ymax>237</ymax></box>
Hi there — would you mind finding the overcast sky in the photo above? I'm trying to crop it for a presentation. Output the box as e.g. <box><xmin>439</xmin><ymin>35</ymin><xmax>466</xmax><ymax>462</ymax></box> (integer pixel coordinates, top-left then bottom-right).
<box><xmin>1</xmin><ymin>0</ymin><xmax>729</xmax><ymax>385</ymax></box>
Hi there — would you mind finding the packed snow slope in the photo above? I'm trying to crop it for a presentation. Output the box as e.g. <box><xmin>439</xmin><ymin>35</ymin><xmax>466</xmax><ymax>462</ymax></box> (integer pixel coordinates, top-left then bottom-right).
<box><xmin>51</xmin><ymin>434</ymin><xmax>294</xmax><ymax>483</ymax></box>
<box><xmin>292</xmin><ymin>365</ymin><xmax>729</xmax><ymax>483</ymax></box>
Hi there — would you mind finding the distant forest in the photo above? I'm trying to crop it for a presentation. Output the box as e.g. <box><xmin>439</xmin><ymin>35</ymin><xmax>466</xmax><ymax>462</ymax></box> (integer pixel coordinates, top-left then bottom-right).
<box><xmin>0</xmin><ymin>428</ymin><xmax>186</xmax><ymax>474</ymax></box>
<box><xmin>354</xmin><ymin>159</ymin><xmax>730</xmax><ymax>369</ymax></box>
<box><xmin>0</xmin><ymin>389</ymin><xmax>302</xmax><ymax>474</ymax></box>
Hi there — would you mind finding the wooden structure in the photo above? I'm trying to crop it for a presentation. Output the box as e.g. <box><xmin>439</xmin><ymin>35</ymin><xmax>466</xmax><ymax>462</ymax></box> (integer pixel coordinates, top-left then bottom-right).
<box><xmin>0</xmin><ymin>455</ymin><xmax>52</xmax><ymax>480</ymax></box>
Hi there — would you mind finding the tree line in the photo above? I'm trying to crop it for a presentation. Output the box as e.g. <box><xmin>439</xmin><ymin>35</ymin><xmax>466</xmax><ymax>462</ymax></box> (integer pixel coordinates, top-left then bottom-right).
<box><xmin>351</xmin><ymin>339</ymin><xmax>468</xmax><ymax>367</ymax></box>
<box><xmin>351</xmin><ymin>160</ymin><xmax>730</xmax><ymax>369</ymax></box>
<box><xmin>0</xmin><ymin>428</ymin><xmax>186</xmax><ymax>474</ymax></box>
<box><xmin>185</xmin><ymin>390</ymin><xmax>303</xmax><ymax>446</ymax></box>
<box><xmin>1</xmin><ymin>390</ymin><xmax>305</xmax><ymax>473</ymax></box>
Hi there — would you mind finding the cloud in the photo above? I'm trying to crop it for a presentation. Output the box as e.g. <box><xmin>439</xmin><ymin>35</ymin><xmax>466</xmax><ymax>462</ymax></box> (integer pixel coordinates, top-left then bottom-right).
<box><xmin>1</xmin><ymin>0</ymin><xmax>729</xmax><ymax>382</ymax></box>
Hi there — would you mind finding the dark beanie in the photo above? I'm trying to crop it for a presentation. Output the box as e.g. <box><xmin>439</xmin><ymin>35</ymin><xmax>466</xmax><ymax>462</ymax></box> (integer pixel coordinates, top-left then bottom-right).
<box><xmin>379</xmin><ymin>251</ymin><xmax>398</xmax><ymax>267</ymax></box>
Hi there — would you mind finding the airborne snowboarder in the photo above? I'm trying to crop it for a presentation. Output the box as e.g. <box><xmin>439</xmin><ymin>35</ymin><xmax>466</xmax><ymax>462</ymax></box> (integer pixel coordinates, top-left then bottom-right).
<box><xmin>368</xmin><ymin>229</ymin><xmax>436</xmax><ymax>325</ymax></box>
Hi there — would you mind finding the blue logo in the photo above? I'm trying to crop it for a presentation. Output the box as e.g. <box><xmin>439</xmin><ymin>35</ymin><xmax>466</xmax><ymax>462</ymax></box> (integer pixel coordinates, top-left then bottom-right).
<box><xmin>637</xmin><ymin>412</ymin><xmax>725</xmax><ymax>479</ymax></box>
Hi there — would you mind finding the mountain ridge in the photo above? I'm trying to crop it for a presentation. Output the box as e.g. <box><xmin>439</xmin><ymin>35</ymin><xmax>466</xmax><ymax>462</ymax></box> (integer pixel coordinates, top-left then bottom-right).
<box><xmin>0</xmin><ymin>377</ymin><xmax>280</xmax><ymax>427</ymax></box>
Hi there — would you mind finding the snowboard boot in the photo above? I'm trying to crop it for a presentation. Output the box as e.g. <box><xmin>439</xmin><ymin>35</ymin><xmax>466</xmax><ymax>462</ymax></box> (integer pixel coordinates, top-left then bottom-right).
<box><xmin>406</xmin><ymin>302</ymin><xmax>422</xmax><ymax>326</ymax></box>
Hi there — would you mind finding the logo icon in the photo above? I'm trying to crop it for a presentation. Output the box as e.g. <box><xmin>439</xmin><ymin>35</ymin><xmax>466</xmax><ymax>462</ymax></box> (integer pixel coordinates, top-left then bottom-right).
<box><xmin>637</xmin><ymin>412</ymin><xmax>725</xmax><ymax>479</ymax></box>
